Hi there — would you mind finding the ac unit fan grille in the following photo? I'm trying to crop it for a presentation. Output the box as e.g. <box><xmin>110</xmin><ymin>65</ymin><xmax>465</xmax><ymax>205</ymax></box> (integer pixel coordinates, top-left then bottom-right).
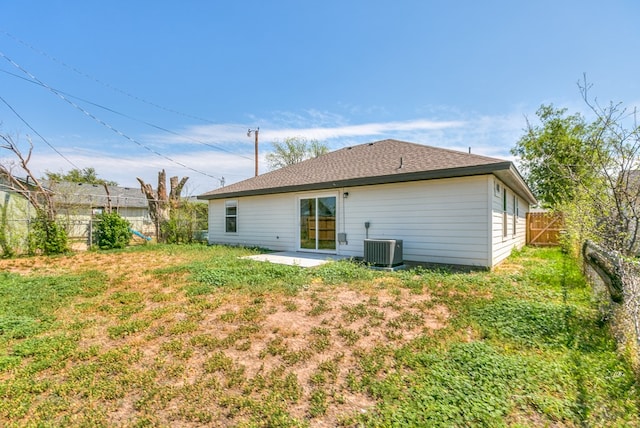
<box><xmin>364</xmin><ymin>239</ymin><xmax>403</xmax><ymax>267</ymax></box>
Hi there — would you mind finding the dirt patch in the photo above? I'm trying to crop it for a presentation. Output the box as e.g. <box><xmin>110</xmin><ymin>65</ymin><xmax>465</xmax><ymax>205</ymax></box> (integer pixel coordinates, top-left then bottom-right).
<box><xmin>0</xmin><ymin>249</ymin><xmax>451</xmax><ymax>427</ymax></box>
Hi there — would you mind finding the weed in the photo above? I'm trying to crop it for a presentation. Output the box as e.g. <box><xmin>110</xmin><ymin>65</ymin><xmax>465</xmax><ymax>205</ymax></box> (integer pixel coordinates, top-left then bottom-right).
<box><xmin>337</xmin><ymin>327</ymin><xmax>360</xmax><ymax>345</ymax></box>
<box><xmin>283</xmin><ymin>300</ymin><xmax>298</xmax><ymax>311</ymax></box>
<box><xmin>219</xmin><ymin>310</ymin><xmax>238</xmax><ymax>322</ymax></box>
<box><xmin>189</xmin><ymin>334</ymin><xmax>220</xmax><ymax>350</ymax></box>
<box><xmin>240</xmin><ymin>305</ymin><xmax>263</xmax><ymax>322</ymax></box>
<box><xmin>203</xmin><ymin>351</ymin><xmax>234</xmax><ymax>373</ymax></box>
<box><xmin>341</xmin><ymin>302</ymin><xmax>369</xmax><ymax>322</ymax></box>
<box><xmin>388</xmin><ymin>310</ymin><xmax>424</xmax><ymax>330</ymax></box>
<box><xmin>471</xmin><ymin>299</ymin><xmax>579</xmax><ymax>348</ymax></box>
<box><xmin>107</xmin><ymin>319</ymin><xmax>150</xmax><ymax>339</ymax></box>
<box><xmin>260</xmin><ymin>337</ymin><xmax>288</xmax><ymax>358</ymax></box>
<box><xmin>308</xmin><ymin>298</ymin><xmax>331</xmax><ymax>316</ymax></box>
<box><xmin>282</xmin><ymin>349</ymin><xmax>312</xmax><ymax>365</ymax></box>
<box><xmin>313</xmin><ymin>260</ymin><xmax>376</xmax><ymax>285</ymax></box>
<box><xmin>309</xmin><ymin>389</ymin><xmax>328</xmax><ymax>417</ymax></box>
<box><xmin>169</xmin><ymin>320</ymin><xmax>199</xmax><ymax>335</ymax></box>
<box><xmin>309</xmin><ymin>327</ymin><xmax>332</xmax><ymax>353</ymax></box>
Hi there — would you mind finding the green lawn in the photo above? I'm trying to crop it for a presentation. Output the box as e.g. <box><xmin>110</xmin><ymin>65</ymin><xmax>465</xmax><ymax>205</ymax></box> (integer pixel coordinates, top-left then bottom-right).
<box><xmin>0</xmin><ymin>245</ymin><xmax>637</xmax><ymax>427</ymax></box>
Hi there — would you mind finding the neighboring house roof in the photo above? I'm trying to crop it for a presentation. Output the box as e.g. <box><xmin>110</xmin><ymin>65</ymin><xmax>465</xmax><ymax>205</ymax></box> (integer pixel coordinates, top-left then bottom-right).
<box><xmin>198</xmin><ymin>139</ymin><xmax>537</xmax><ymax>204</ymax></box>
<box><xmin>0</xmin><ymin>173</ymin><xmax>45</xmax><ymax>193</ymax></box>
<box><xmin>50</xmin><ymin>182</ymin><xmax>148</xmax><ymax>209</ymax></box>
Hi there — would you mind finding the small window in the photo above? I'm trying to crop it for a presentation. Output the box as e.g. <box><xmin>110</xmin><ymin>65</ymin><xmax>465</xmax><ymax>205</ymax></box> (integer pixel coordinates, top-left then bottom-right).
<box><xmin>225</xmin><ymin>201</ymin><xmax>237</xmax><ymax>233</ymax></box>
<box><xmin>503</xmin><ymin>189</ymin><xmax>508</xmax><ymax>238</ymax></box>
<box><xmin>512</xmin><ymin>195</ymin><xmax>517</xmax><ymax>235</ymax></box>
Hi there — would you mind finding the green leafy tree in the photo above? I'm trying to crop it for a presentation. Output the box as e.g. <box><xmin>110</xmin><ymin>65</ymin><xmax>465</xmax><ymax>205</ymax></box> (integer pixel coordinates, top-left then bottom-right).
<box><xmin>93</xmin><ymin>211</ymin><xmax>132</xmax><ymax>249</ymax></box>
<box><xmin>513</xmin><ymin>78</ymin><xmax>640</xmax><ymax>256</ymax></box>
<box><xmin>511</xmin><ymin>104</ymin><xmax>604</xmax><ymax>207</ymax></box>
<box><xmin>266</xmin><ymin>137</ymin><xmax>329</xmax><ymax>170</ymax></box>
<box><xmin>45</xmin><ymin>167</ymin><xmax>117</xmax><ymax>186</ymax></box>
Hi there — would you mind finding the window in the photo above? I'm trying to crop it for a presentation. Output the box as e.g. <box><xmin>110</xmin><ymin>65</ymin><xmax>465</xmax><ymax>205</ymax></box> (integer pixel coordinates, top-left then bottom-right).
<box><xmin>503</xmin><ymin>188</ymin><xmax>508</xmax><ymax>238</ymax></box>
<box><xmin>225</xmin><ymin>201</ymin><xmax>237</xmax><ymax>233</ymax></box>
<box><xmin>512</xmin><ymin>194</ymin><xmax>517</xmax><ymax>236</ymax></box>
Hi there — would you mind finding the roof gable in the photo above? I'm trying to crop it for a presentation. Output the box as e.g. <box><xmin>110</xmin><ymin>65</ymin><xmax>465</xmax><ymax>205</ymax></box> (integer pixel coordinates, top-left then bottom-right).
<box><xmin>199</xmin><ymin>139</ymin><xmax>536</xmax><ymax>204</ymax></box>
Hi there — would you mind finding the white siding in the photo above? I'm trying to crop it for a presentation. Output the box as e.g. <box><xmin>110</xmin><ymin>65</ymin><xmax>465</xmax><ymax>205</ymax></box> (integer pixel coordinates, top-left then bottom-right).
<box><xmin>208</xmin><ymin>175</ymin><xmax>500</xmax><ymax>267</ymax></box>
<box><xmin>208</xmin><ymin>192</ymin><xmax>300</xmax><ymax>251</ymax></box>
<box><xmin>0</xmin><ymin>188</ymin><xmax>31</xmax><ymax>254</ymax></box>
<box><xmin>338</xmin><ymin>176</ymin><xmax>491</xmax><ymax>267</ymax></box>
<box><xmin>490</xmin><ymin>178</ymin><xmax>528</xmax><ymax>266</ymax></box>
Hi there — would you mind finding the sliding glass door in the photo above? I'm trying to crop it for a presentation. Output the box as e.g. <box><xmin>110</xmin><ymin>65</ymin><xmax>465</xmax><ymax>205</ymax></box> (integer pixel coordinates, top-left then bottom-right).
<box><xmin>299</xmin><ymin>196</ymin><xmax>336</xmax><ymax>251</ymax></box>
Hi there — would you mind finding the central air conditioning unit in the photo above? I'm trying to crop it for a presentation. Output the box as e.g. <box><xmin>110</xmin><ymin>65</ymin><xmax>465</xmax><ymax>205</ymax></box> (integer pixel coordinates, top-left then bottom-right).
<box><xmin>364</xmin><ymin>239</ymin><xmax>403</xmax><ymax>268</ymax></box>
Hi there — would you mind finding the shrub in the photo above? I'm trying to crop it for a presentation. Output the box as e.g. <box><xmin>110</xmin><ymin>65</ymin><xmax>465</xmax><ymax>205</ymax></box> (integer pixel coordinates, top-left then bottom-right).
<box><xmin>94</xmin><ymin>211</ymin><xmax>132</xmax><ymax>249</ymax></box>
<box><xmin>28</xmin><ymin>214</ymin><xmax>68</xmax><ymax>255</ymax></box>
<box><xmin>163</xmin><ymin>201</ymin><xmax>208</xmax><ymax>244</ymax></box>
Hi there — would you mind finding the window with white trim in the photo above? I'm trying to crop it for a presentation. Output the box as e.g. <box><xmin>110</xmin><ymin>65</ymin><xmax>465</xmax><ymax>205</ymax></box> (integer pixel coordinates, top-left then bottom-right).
<box><xmin>225</xmin><ymin>201</ymin><xmax>237</xmax><ymax>233</ymax></box>
<box><xmin>503</xmin><ymin>188</ymin><xmax>508</xmax><ymax>238</ymax></box>
<box><xmin>512</xmin><ymin>194</ymin><xmax>517</xmax><ymax>236</ymax></box>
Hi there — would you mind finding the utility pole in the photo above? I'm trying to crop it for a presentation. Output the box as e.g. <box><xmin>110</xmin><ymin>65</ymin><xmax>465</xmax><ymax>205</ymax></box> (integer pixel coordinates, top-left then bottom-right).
<box><xmin>247</xmin><ymin>128</ymin><xmax>259</xmax><ymax>176</ymax></box>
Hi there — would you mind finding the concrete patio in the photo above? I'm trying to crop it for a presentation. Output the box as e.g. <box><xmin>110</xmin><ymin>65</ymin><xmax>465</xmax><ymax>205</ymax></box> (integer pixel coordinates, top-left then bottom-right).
<box><xmin>243</xmin><ymin>251</ymin><xmax>350</xmax><ymax>267</ymax></box>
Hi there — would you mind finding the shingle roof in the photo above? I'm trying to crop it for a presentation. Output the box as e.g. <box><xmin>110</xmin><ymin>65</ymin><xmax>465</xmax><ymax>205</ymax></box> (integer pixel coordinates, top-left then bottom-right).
<box><xmin>199</xmin><ymin>139</ymin><xmax>536</xmax><ymax>204</ymax></box>
<box><xmin>50</xmin><ymin>182</ymin><xmax>148</xmax><ymax>208</ymax></box>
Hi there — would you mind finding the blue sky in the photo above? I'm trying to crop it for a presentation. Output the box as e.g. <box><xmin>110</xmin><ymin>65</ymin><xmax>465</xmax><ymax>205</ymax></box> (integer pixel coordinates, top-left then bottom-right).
<box><xmin>1</xmin><ymin>1</ymin><xmax>639</xmax><ymax>195</ymax></box>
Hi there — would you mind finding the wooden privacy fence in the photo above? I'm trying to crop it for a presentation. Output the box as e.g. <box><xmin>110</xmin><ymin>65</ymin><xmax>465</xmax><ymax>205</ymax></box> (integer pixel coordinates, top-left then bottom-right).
<box><xmin>526</xmin><ymin>212</ymin><xmax>564</xmax><ymax>246</ymax></box>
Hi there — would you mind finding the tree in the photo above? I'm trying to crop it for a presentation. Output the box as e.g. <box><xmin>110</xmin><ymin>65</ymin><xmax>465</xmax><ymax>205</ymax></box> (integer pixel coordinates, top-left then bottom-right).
<box><xmin>44</xmin><ymin>167</ymin><xmax>118</xmax><ymax>186</ymax></box>
<box><xmin>137</xmin><ymin>170</ymin><xmax>188</xmax><ymax>243</ymax></box>
<box><xmin>512</xmin><ymin>78</ymin><xmax>640</xmax><ymax>256</ymax></box>
<box><xmin>576</xmin><ymin>78</ymin><xmax>640</xmax><ymax>255</ymax></box>
<box><xmin>511</xmin><ymin>104</ymin><xmax>603</xmax><ymax>207</ymax></box>
<box><xmin>1</xmin><ymin>133</ymin><xmax>68</xmax><ymax>255</ymax></box>
<box><xmin>265</xmin><ymin>137</ymin><xmax>329</xmax><ymax>170</ymax></box>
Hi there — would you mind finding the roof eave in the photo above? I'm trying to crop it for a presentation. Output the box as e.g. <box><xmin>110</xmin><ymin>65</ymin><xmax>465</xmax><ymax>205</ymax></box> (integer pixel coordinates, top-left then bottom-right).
<box><xmin>198</xmin><ymin>162</ymin><xmax>521</xmax><ymax>200</ymax></box>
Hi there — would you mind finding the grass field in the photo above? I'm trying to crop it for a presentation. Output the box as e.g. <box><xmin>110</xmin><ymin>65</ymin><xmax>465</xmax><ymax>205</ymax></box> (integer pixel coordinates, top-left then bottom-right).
<box><xmin>0</xmin><ymin>244</ymin><xmax>638</xmax><ymax>427</ymax></box>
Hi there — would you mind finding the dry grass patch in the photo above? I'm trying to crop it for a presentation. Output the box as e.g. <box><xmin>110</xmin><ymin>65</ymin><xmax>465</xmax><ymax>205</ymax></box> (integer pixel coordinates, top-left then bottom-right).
<box><xmin>2</xmin><ymin>245</ymin><xmax>636</xmax><ymax>427</ymax></box>
<box><xmin>0</xmin><ymin>246</ymin><xmax>449</xmax><ymax>426</ymax></box>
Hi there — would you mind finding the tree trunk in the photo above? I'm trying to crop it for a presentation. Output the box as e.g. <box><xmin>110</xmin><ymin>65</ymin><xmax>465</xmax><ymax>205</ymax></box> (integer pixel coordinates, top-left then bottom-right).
<box><xmin>137</xmin><ymin>170</ymin><xmax>188</xmax><ymax>243</ymax></box>
<box><xmin>169</xmin><ymin>176</ymin><xmax>189</xmax><ymax>209</ymax></box>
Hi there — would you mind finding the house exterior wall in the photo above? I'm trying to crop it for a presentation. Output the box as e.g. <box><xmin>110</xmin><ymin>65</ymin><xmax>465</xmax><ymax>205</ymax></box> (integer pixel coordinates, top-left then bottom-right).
<box><xmin>490</xmin><ymin>178</ymin><xmax>528</xmax><ymax>266</ymax></box>
<box><xmin>338</xmin><ymin>176</ymin><xmax>491</xmax><ymax>266</ymax></box>
<box><xmin>57</xmin><ymin>206</ymin><xmax>153</xmax><ymax>246</ymax></box>
<box><xmin>0</xmin><ymin>187</ymin><xmax>31</xmax><ymax>254</ymax></box>
<box><xmin>208</xmin><ymin>192</ymin><xmax>297</xmax><ymax>251</ymax></box>
<box><xmin>208</xmin><ymin>174</ymin><xmax>530</xmax><ymax>268</ymax></box>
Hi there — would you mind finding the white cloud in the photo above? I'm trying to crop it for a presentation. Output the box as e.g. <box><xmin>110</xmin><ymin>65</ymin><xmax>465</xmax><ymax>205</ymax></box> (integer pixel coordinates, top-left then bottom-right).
<box><xmin>156</xmin><ymin>118</ymin><xmax>467</xmax><ymax>147</ymax></box>
<box><xmin>2</xmin><ymin>110</ymin><xmax>535</xmax><ymax>195</ymax></box>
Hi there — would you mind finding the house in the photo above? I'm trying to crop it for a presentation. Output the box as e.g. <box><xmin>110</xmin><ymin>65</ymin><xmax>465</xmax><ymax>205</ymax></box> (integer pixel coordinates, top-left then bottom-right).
<box><xmin>0</xmin><ymin>175</ymin><xmax>36</xmax><ymax>255</ymax></box>
<box><xmin>51</xmin><ymin>182</ymin><xmax>153</xmax><ymax>247</ymax></box>
<box><xmin>198</xmin><ymin>139</ymin><xmax>537</xmax><ymax>268</ymax></box>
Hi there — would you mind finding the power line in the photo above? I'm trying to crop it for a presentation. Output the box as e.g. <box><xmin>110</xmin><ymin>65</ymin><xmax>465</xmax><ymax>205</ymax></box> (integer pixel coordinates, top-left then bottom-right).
<box><xmin>0</xmin><ymin>50</ymin><xmax>223</xmax><ymax>182</ymax></box>
<box><xmin>0</xmin><ymin>68</ymin><xmax>254</xmax><ymax>161</ymax></box>
<box><xmin>0</xmin><ymin>94</ymin><xmax>80</xmax><ymax>169</ymax></box>
<box><xmin>1</xmin><ymin>30</ymin><xmax>233</xmax><ymax>126</ymax></box>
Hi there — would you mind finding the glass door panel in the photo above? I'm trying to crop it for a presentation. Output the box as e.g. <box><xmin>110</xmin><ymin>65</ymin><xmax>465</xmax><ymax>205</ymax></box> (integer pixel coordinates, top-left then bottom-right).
<box><xmin>299</xmin><ymin>196</ymin><xmax>336</xmax><ymax>251</ymax></box>
<box><xmin>299</xmin><ymin>198</ymin><xmax>316</xmax><ymax>249</ymax></box>
<box><xmin>317</xmin><ymin>196</ymin><xmax>336</xmax><ymax>250</ymax></box>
